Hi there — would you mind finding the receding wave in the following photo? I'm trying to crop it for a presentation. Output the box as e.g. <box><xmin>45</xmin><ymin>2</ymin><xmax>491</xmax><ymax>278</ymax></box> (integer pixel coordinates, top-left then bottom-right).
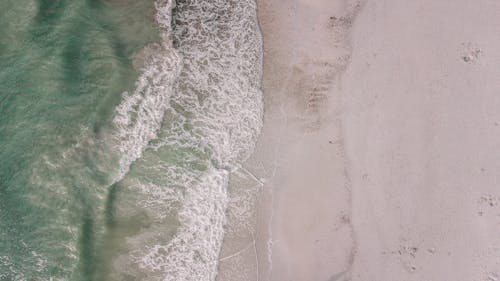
<box><xmin>107</xmin><ymin>0</ymin><xmax>263</xmax><ymax>280</ymax></box>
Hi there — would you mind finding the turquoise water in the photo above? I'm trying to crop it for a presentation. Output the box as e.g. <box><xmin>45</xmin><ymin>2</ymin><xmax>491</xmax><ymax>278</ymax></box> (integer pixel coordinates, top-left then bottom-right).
<box><xmin>1</xmin><ymin>0</ymin><xmax>160</xmax><ymax>279</ymax></box>
<box><xmin>0</xmin><ymin>0</ymin><xmax>263</xmax><ymax>280</ymax></box>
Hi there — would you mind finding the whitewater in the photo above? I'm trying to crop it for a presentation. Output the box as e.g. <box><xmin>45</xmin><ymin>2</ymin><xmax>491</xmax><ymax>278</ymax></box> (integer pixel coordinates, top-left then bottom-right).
<box><xmin>0</xmin><ymin>0</ymin><xmax>263</xmax><ymax>280</ymax></box>
<box><xmin>109</xmin><ymin>0</ymin><xmax>263</xmax><ymax>279</ymax></box>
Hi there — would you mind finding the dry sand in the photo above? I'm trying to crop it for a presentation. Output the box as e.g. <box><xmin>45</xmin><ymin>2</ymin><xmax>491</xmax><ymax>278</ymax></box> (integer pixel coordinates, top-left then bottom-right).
<box><xmin>221</xmin><ymin>0</ymin><xmax>500</xmax><ymax>280</ymax></box>
<box><xmin>343</xmin><ymin>1</ymin><xmax>500</xmax><ymax>280</ymax></box>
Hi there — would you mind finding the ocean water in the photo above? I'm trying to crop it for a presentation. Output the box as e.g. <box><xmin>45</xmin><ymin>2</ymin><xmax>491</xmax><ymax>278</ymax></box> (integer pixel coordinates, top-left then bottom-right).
<box><xmin>0</xmin><ymin>0</ymin><xmax>263</xmax><ymax>280</ymax></box>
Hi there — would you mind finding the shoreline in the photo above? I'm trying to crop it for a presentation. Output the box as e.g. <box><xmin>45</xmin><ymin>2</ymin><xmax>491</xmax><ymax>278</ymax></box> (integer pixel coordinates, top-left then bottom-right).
<box><xmin>249</xmin><ymin>0</ymin><xmax>363</xmax><ymax>280</ymax></box>
<box><xmin>219</xmin><ymin>0</ymin><xmax>500</xmax><ymax>280</ymax></box>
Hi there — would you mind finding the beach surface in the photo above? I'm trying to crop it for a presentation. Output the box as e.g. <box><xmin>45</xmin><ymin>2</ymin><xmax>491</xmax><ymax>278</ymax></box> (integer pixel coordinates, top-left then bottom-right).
<box><xmin>244</xmin><ymin>0</ymin><xmax>500</xmax><ymax>280</ymax></box>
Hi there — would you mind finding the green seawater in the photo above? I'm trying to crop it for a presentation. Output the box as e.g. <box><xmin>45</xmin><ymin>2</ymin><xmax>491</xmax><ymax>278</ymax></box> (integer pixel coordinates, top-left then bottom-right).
<box><xmin>0</xmin><ymin>0</ymin><xmax>160</xmax><ymax>279</ymax></box>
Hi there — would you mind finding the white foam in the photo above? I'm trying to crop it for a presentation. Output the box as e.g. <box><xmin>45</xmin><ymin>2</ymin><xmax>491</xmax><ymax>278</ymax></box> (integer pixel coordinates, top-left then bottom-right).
<box><xmin>110</xmin><ymin>0</ymin><xmax>263</xmax><ymax>280</ymax></box>
<box><xmin>135</xmin><ymin>169</ymin><xmax>229</xmax><ymax>281</ymax></box>
<box><xmin>112</xmin><ymin>0</ymin><xmax>181</xmax><ymax>179</ymax></box>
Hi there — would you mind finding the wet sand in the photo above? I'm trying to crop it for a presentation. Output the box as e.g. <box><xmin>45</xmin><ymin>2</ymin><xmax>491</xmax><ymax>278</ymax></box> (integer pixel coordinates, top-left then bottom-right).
<box><xmin>250</xmin><ymin>0</ymin><xmax>361</xmax><ymax>280</ymax></box>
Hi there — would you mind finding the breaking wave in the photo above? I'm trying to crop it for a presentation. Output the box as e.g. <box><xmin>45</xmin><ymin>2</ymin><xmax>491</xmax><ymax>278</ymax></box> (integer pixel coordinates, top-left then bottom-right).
<box><xmin>109</xmin><ymin>0</ymin><xmax>263</xmax><ymax>280</ymax></box>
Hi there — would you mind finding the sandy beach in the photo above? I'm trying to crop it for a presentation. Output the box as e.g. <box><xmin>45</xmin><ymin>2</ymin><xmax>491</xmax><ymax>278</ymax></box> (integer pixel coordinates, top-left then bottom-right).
<box><xmin>220</xmin><ymin>0</ymin><xmax>500</xmax><ymax>280</ymax></box>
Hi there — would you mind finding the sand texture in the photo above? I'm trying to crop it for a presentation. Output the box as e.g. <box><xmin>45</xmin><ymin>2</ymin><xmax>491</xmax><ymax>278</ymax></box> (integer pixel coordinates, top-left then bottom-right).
<box><xmin>242</xmin><ymin>0</ymin><xmax>500</xmax><ymax>280</ymax></box>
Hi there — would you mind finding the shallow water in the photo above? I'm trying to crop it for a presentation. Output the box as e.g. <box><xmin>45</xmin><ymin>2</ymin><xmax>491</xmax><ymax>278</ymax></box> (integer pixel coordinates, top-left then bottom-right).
<box><xmin>0</xmin><ymin>0</ymin><xmax>262</xmax><ymax>280</ymax></box>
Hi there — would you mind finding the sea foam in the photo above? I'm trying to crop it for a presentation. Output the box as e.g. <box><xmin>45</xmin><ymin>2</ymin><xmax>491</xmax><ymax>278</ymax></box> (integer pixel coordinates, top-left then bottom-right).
<box><xmin>110</xmin><ymin>0</ymin><xmax>263</xmax><ymax>280</ymax></box>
